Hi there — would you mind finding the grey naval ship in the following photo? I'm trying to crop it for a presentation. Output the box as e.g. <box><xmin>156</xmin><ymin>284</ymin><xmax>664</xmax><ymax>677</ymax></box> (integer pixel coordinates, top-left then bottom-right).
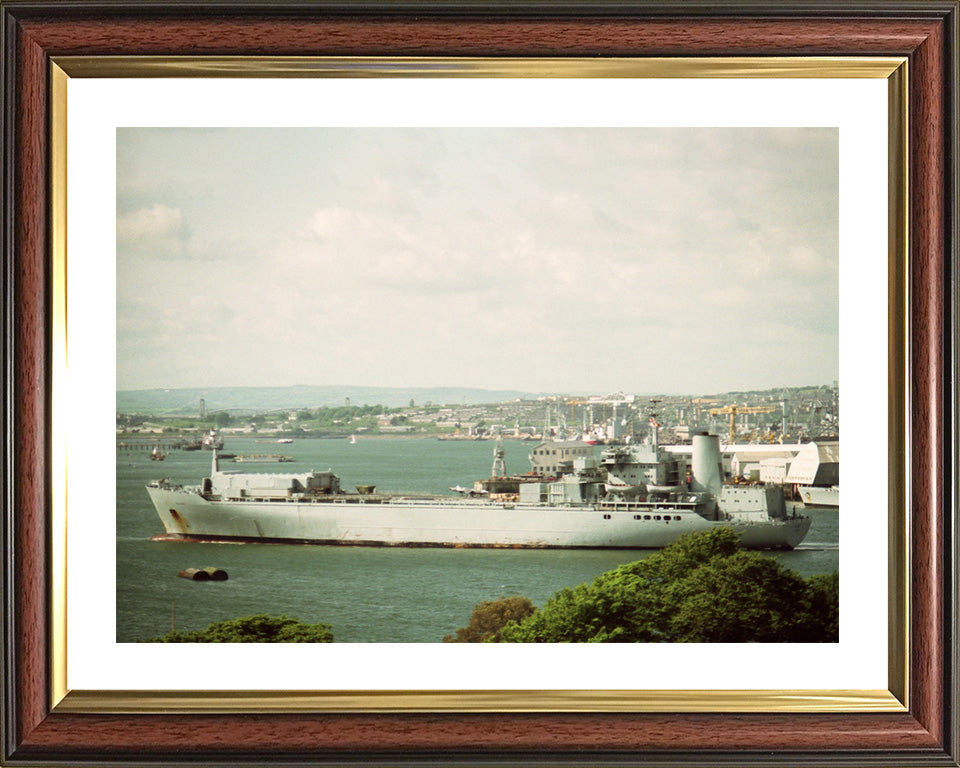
<box><xmin>146</xmin><ymin>432</ymin><xmax>811</xmax><ymax>549</ymax></box>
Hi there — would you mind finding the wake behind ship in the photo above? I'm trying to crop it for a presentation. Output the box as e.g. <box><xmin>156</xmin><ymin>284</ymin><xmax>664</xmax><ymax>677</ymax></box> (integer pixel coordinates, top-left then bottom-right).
<box><xmin>146</xmin><ymin>434</ymin><xmax>810</xmax><ymax>549</ymax></box>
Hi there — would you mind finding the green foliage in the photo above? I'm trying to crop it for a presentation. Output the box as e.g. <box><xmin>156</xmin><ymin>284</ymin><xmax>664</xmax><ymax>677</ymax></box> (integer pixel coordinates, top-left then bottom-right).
<box><xmin>312</xmin><ymin>404</ymin><xmax>396</xmax><ymax>427</ymax></box>
<box><xmin>498</xmin><ymin>529</ymin><xmax>838</xmax><ymax>643</ymax></box>
<box><xmin>443</xmin><ymin>596</ymin><xmax>536</xmax><ymax>643</ymax></box>
<box><xmin>146</xmin><ymin>614</ymin><xmax>333</xmax><ymax>643</ymax></box>
<box><xmin>667</xmin><ymin>551</ymin><xmax>810</xmax><ymax>642</ymax></box>
<box><xmin>801</xmin><ymin>571</ymin><xmax>840</xmax><ymax>641</ymax></box>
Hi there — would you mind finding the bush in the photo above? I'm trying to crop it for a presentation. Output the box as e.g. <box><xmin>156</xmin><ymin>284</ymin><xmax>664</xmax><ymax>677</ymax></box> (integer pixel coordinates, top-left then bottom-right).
<box><xmin>800</xmin><ymin>571</ymin><xmax>840</xmax><ymax>641</ymax></box>
<box><xmin>498</xmin><ymin>528</ymin><xmax>838</xmax><ymax>643</ymax></box>
<box><xmin>145</xmin><ymin>614</ymin><xmax>333</xmax><ymax>643</ymax></box>
<box><xmin>443</xmin><ymin>595</ymin><xmax>536</xmax><ymax>643</ymax></box>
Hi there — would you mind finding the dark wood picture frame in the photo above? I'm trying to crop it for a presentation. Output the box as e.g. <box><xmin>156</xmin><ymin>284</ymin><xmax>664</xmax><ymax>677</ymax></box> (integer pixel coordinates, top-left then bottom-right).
<box><xmin>2</xmin><ymin>2</ymin><xmax>957</xmax><ymax>765</ymax></box>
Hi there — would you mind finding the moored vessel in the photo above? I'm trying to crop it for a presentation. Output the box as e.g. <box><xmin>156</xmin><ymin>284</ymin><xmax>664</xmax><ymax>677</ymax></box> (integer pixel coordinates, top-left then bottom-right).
<box><xmin>798</xmin><ymin>485</ymin><xmax>839</xmax><ymax>508</ymax></box>
<box><xmin>146</xmin><ymin>433</ymin><xmax>810</xmax><ymax>550</ymax></box>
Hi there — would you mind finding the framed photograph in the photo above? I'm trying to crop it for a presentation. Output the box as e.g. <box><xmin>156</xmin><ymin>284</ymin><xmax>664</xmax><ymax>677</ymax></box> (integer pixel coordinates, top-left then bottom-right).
<box><xmin>2</xmin><ymin>2</ymin><xmax>956</xmax><ymax>766</ymax></box>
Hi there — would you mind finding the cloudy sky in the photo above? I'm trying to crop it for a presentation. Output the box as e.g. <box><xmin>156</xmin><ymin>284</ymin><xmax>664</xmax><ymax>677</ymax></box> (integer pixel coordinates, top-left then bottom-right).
<box><xmin>117</xmin><ymin>128</ymin><xmax>838</xmax><ymax>395</ymax></box>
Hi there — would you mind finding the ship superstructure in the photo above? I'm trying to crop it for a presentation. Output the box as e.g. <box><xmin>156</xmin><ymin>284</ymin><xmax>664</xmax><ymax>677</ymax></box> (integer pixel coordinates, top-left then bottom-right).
<box><xmin>146</xmin><ymin>432</ymin><xmax>810</xmax><ymax>550</ymax></box>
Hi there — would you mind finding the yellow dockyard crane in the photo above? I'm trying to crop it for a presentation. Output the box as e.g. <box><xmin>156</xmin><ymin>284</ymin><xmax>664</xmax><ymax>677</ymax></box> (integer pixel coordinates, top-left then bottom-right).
<box><xmin>691</xmin><ymin>397</ymin><xmax>721</xmax><ymax>424</ymax></box>
<box><xmin>709</xmin><ymin>404</ymin><xmax>777</xmax><ymax>443</ymax></box>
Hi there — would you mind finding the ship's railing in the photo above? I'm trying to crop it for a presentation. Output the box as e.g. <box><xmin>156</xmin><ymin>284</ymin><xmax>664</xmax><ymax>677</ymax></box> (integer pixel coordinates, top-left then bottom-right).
<box><xmin>147</xmin><ymin>480</ymin><xmax>187</xmax><ymax>491</ymax></box>
<box><xmin>596</xmin><ymin>499</ymin><xmax>704</xmax><ymax>512</ymax></box>
<box><xmin>213</xmin><ymin>494</ymin><xmax>490</xmax><ymax>507</ymax></box>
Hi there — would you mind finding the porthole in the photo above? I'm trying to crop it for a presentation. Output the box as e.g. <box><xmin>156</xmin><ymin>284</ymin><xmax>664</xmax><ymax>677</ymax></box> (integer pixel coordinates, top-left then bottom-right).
<box><xmin>654</xmin><ymin>515</ymin><xmax>661</xmax><ymax>521</ymax></box>
<box><xmin>603</xmin><ymin>514</ymin><xmax>612</xmax><ymax>520</ymax></box>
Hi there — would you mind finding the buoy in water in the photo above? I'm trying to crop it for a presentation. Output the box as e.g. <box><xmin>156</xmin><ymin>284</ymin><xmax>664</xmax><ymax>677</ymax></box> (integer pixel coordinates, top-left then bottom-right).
<box><xmin>178</xmin><ymin>567</ymin><xmax>228</xmax><ymax>581</ymax></box>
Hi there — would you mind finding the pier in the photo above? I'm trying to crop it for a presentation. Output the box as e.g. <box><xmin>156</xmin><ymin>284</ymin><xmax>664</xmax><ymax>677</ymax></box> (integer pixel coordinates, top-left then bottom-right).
<box><xmin>117</xmin><ymin>438</ymin><xmax>200</xmax><ymax>452</ymax></box>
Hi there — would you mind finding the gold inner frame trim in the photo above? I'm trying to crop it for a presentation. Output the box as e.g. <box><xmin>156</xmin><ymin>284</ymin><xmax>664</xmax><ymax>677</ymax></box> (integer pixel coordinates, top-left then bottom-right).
<box><xmin>49</xmin><ymin>55</ymin><xmax>909</xmax><ymax>715</ymax></box>
<box><xmin>53</xmin><ymin>55</ymin><xmax>905</xmax><ymax>79</ymax></box>
<box><xmin>50</xmin><ymin>61</ymin><xmax>69</xmax><ymax>711</ymax></box>
<box><xmin>56</xmin><ymin>688</ymin><xmax>903</xmax><ymax>715</ymax></box>
<box><xmin>886</xmin><ymin>60</ymin><xmax>910</xmax><ymax>709</ymax></box>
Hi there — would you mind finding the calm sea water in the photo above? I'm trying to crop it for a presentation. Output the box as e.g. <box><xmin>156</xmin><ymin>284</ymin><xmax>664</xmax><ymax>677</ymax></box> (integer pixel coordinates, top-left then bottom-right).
<box><xmin>116</xmin><ymin>437</ymin><xmax>839</xmax><ymax>643</ymax></box>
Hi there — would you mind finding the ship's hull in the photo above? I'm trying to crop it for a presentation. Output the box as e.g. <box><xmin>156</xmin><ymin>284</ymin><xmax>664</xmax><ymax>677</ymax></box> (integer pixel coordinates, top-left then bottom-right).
<box><xmin>798</xmin><ymin>485</ymin><xmax>839</xmax><ymax>508</ymax></box>
<box><xmin>147</xmin><ymin>486</ymin><xmax>811</xmax><ymax>550</ymax></box>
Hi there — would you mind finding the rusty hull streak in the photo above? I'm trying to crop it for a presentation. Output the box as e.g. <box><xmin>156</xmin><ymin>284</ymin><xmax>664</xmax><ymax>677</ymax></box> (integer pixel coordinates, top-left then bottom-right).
<box><xmin>166</xmin><ymin>509</ymin><xmax>191</xmax><ymax>534</ymax></box>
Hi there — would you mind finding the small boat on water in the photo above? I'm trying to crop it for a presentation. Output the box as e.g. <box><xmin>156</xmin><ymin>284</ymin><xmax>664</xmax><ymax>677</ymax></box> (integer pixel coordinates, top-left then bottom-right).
<box><xmin>232</xmin><ymin>454</ymin><xmax>294</xmax><ymax>464</ymax></box>
<box><xmin>150</xmin><ymin>447</ymin><xmax>165</xmax><ymax>461</ymax></box>
<box><xmin>201</xmin><ymin>430</ymin><xmax>224</xmax><ymax>450</ymax></box>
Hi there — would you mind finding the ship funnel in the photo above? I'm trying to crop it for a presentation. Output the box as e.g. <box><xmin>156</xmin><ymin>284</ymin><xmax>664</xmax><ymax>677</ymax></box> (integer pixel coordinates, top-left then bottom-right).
<box><xmin>211</xmin><ymin>447</ymin><xmax>219</xmax><ymax>476</ymax></box>
<box><xmin>690</xmin><ymin>433</ymin><xmax>723</xmax><ymax>497</ymax></box>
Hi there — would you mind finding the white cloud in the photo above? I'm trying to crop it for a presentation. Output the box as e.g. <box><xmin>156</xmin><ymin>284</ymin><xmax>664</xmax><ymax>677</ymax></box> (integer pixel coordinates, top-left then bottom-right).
<box><xmin>116</xmin><ymin>128</ymin><xmax>839</xmax><ymax>392</ymax></box>
<box><xmin>117</xmin><ymin>203</ymin><xmax>185</xmax><ymax>243</ymax></box>
<box><xmin>117</xmin><ymin>203</ymin><xmax>190</xmax><ymax>260</ymax></box>
<box><xmin>301</xmin><ymin>206</ymin><xmax>364</xmax><ymax>243</ymax></box>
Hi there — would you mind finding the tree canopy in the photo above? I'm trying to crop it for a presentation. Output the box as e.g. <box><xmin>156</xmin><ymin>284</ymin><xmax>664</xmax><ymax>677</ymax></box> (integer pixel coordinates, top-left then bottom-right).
<box><xmin>146</xmin><ymin>614</ymin><xmax>333</xmax><ymax>643</ymax></box>
<box><xmin>443</xmin><ymin>595</ymin><xmax>536</xmax><ymax>643</ymax></box>
<box><xmin>498</xmin><ymin>528</ymin><xmax>838</xmax><ymax>643</ymax></box>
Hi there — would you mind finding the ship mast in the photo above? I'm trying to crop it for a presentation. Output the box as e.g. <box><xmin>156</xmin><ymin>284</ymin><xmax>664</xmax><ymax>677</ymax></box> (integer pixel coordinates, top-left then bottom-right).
<box><xmin>649</xmin><ymin>398</ymin><xmax>661</xmax><ymax>451</ymax></box>
<box><xmin>491</xmin><ymin>437</ymin><xmax>506</xmax><ymax>478</ymax></box>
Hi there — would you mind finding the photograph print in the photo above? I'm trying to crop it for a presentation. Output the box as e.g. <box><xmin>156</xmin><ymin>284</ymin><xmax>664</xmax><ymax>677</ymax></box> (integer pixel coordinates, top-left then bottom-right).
<box><xmin>116</xmin><ymin>127</ymin><xmax>840</xmax><ymax>644</ymax></box>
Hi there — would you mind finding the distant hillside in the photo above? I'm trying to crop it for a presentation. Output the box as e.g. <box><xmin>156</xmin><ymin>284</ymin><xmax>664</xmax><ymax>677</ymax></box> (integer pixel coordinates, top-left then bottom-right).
<box><xmin>115</xmin><ymin>385</ymin><xmax>540</xmax><ymax>415</ymax></box>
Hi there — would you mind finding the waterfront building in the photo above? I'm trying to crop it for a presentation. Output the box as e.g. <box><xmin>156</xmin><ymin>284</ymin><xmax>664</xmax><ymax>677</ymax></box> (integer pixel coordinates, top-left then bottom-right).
<box><xmin>730</xmin><ymin>449</ymin><xmax>799</xmax><ymax>481</ymax></box>
<box><xmin>663</xmin><ymin>443</ymin><xmax>805</xmax><ymax>476</ymax></box>
<box><xmin>759</xmin><ymin>457</ymin><xmax>794</xmax><ymax>484</ymax></box>
<box><xmin>528</xmin><ymin>440</ymin><xmax>594</xmax><ymax>476</ymax></box>
<box><xmin>785</xmin><ymin>441</ymin><xmax>840</xmax><ymax>486</ymax></box>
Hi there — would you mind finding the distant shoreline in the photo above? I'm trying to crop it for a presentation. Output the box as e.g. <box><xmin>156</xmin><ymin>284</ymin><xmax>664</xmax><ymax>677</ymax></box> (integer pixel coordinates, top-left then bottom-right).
<box><xmin>115</xmin><ymin>433</ymin><xmax>535</xmax><ymax>442</ymax></box>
